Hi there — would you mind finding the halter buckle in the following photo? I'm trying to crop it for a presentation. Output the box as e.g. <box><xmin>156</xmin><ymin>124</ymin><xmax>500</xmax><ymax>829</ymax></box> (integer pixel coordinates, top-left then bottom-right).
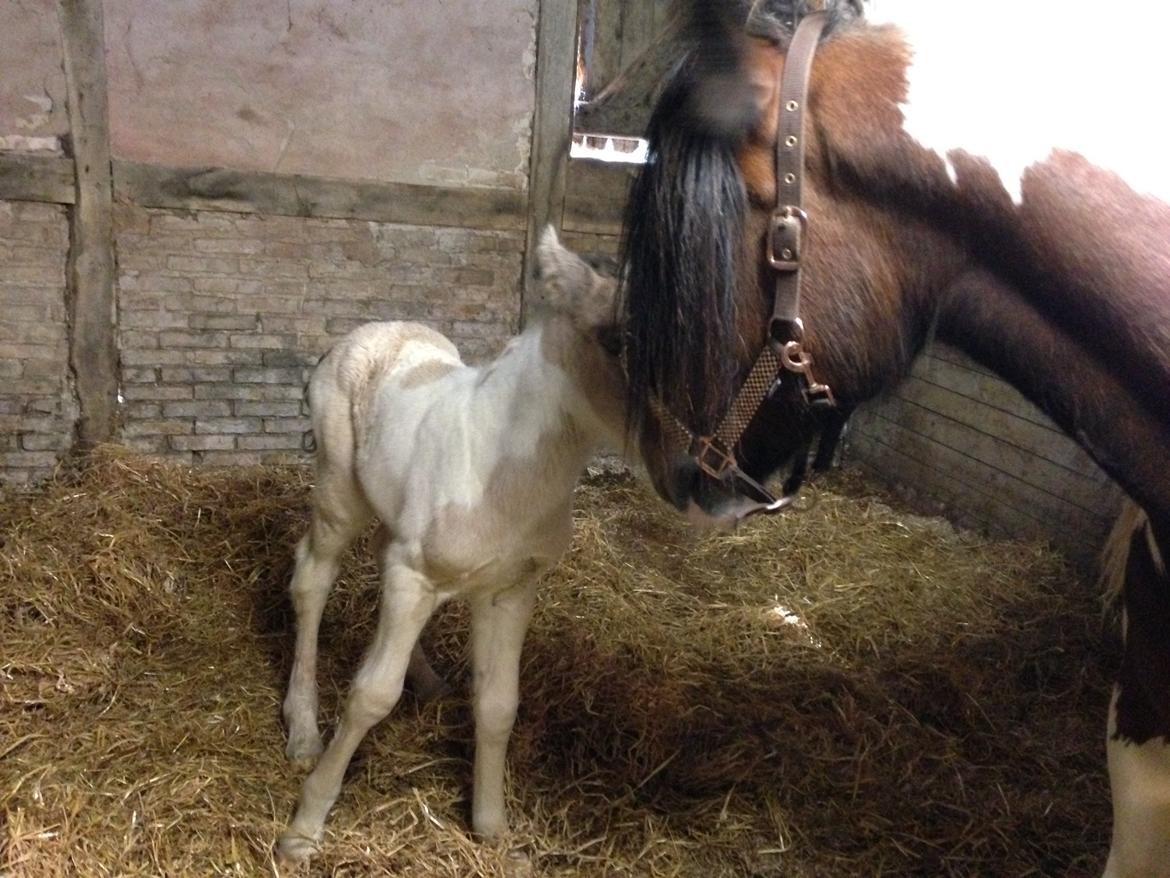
<box><xmin>767</xmin><ymin>206</ymin><xmax>807</xmax><ymax>271</ymax></box>
<box><xmin>690</xmin><ymin>435</ymin><xmax>736</xmax><ymax>480</ymax></box>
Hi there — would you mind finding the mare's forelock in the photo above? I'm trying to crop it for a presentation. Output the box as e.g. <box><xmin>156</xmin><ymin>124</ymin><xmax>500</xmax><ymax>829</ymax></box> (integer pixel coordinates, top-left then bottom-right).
<box><xmin>619</xmin><ymin>54</ymin><xmax>748</xmax><ymax>437</ymax></box>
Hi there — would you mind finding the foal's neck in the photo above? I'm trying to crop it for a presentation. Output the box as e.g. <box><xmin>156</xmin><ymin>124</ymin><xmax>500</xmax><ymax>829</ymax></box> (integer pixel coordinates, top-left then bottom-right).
<box><xmin>472</xmin><ymin>319</ymin><xmax>605</xmax><ymax>483</ymax></box>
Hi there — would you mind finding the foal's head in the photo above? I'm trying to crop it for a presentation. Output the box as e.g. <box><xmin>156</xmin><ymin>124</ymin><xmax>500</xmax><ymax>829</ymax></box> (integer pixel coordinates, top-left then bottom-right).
<box><xmin>534</xmin><ymin>227</ymin><xmax>626</xmax><ymax>441</ymax></box>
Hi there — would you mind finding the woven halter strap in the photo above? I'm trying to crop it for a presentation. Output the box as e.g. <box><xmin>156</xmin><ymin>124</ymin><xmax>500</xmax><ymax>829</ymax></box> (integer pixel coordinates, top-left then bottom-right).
<box><xmin>654</xmin><ymin>8</ymin><xmax>837</xmax><ymax>518</ymax></box>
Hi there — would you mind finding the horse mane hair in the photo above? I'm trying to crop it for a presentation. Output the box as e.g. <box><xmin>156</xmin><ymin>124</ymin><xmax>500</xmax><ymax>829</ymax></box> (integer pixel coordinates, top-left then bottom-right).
<box><xmin>618</xmin><ymin>53</ymin><xmax>748</xmax><ymax>436</ymax></box>
<box><xmin>618</xmin><ymin>0</ymin><xmax>866</xmax><ymax>437</ymax></box>
<box><xmin>673</xmin><ymin>0</ymin><xmax>866</xmax><ymax>141</ymax></box>
<box><xmin>741</xmin><ymin>0</ymin><xmax>866</xmax><ymax>45</ymax></box>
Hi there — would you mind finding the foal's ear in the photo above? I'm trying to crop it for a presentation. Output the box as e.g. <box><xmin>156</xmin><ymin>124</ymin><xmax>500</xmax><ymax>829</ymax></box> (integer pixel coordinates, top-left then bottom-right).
<box><xmin>535</xmin><ymin>226</ymin><xmax>591</xmax><ymax>301</ymax></box>
<box><xmin>535</xmin><ymin>226</ymin><xmax>617</xmax><ymax>329</ymax></box>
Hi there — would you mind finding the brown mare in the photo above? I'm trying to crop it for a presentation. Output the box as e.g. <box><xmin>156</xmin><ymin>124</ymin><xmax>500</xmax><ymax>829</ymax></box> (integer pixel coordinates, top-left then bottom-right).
<box><xmin>617</xmin><ymin>1</ymin><xmax>1170</xmax><ymax>874</ymax></box>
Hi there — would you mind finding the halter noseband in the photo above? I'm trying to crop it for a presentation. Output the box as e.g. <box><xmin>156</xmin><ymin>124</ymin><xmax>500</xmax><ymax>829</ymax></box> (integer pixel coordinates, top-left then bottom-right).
<box><xmin>653</xmin><ymin>9</ymin><xmax>837</xmax><ymax>520</ymax></box>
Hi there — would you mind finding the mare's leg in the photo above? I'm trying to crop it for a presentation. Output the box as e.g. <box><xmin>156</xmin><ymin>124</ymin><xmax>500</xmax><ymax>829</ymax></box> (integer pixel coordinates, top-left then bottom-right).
<box><xmin>469</xmin><ymin>579</ymin><xmax>540</xmax><ymax>839</ymax></box>
<box><xmin>812</xmin><ymin>407</ymin><xmax>851</xmax><ymax>472</ymax></box>
<box><xmin>1103</xmin><ymin>514</ymin><xmax>1170</xmax><ymax>877</ymax></box>
<box><xmin>1104</xmin><ymin>689</ymin><xmax>1170</xmax><ymax>877</ymax></box>
<box><xmin>283</xmin><ymin>467</ymin><xmax>373</xmax><ymax>765</ymax></box>
<box><xmin>277</xmin><ymin>559</ymin><xmax>437</xmax><ymax>863</ymax></box>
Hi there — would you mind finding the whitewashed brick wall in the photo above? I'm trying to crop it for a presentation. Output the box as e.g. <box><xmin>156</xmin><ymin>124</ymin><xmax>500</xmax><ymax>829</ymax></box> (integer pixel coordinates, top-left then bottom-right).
<box><xmin>0</xmin><ymin>200</ymin><xmax>76</xmax><ymax>484</ymax></box>
<box><xmin>114</xmin><ymin>206</ymin><xmax>524</xmax><ymax>466</ymax></box>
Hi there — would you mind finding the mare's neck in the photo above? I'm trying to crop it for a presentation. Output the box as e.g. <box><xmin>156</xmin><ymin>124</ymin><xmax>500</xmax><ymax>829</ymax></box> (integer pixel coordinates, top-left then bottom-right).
<box><xmin>812</xmin><ymin>25</ymin><xmax>1170</xmax><ymax>429</ymax></box>
<box><xmin>938</xmin><ymin>268</ymin><xmax>1170</xmax><ymax>521</ymax></box>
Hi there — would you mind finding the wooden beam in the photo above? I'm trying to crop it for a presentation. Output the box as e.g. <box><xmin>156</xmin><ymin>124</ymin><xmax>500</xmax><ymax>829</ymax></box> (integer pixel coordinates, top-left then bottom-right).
<box><xmin>523</xmin><ymin>0</ymin><xmax>581</xmax><ymax>320</ymax></box>
<box><xmin>58</xmin><ymin>0</ymin><xmax>118</xmax><ymax>445</ymax></box>
<box><xmin>583</xmin><ymin>0</ymin><xmax>623</xmax><ymax>98</ymax></box>
<box><xmin>0</xmin><ymin>155</ymin><xmax>528</xmax><ymax>230</ymax></box>
<box><xmin>652</xmin><ymin>0</ymin><xmax>674</xmax><ymax>35</ymax></box>
<box><xmin>573</xmin><ymin>11</ymin><xmax>683</xmax><ymax>137</ymax></box>
<box><xmin>562</xmin><ymin>157</ymin><xmax>634</xmax><ymax>234</ymax></box>
<box><xmin>112</xmin><ymin>162</ymin><xmax>526</xmax><ymax>231</ymax></box>
<box><xmin>0</xmin><ymin>153</ymin><xmax>76</xmax><ymax>204</ymax></box>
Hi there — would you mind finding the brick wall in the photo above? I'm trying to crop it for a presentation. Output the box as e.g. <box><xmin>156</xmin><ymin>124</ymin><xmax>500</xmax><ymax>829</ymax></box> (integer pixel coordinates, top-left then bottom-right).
<box><xmin>115</xmin><ymin>206</ymin><xmax>525</xmax><ymax>466</ymax></box>
<box><xmin>0</xmin><ymin>200</ymin><xmax>76</xmax><ymax>485</ymax></box>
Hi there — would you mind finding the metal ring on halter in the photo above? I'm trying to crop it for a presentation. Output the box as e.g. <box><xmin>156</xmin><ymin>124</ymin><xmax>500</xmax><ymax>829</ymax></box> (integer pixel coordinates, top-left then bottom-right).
<box><xmin>734</xmin><ymin>484</ymin><xmax>819</xmax><ymax>521</ymax></box>
<box><xmin>736</xmin><ymin>493</ymin><xmax>797</xmax><ymax>520</ymax></box>
<box><xmin>769</xmin><ymin>315</ymin><xmax>805</xmax><ymax>348</ymax></box>
<box><xmin>781</xmin><ymin>340</ymin><xmax>812</xmax><ymax>373</ymax></box>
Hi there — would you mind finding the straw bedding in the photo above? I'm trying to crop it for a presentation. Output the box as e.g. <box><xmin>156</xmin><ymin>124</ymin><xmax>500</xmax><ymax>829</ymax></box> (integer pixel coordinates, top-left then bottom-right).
<box><xmin>1</xmin><ymin>446</ymin><xmax>1116</xmax><ymax>876</ymax></box>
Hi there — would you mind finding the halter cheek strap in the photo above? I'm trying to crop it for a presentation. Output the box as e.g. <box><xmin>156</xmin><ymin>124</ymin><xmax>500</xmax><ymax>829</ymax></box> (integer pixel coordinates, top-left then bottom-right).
<box><xmin>655</xmin><ymin>9</ymin><xmax>837</xmax><ymax>520</ymax></box>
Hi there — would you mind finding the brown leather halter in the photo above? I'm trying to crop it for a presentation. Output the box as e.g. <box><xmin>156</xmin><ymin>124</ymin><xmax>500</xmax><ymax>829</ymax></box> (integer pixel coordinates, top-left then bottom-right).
<box><xmin>652</xmin><ymin>8</ymin><xmax>837</xmax><ymax>519</ymax></box>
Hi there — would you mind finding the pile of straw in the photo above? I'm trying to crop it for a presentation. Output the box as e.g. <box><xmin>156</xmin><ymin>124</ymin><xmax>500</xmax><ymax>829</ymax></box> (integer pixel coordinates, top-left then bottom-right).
<box><xmin>1</xmin><ymin>447</ymin><xmax>1115</xmax><ymax>875</ymax></box>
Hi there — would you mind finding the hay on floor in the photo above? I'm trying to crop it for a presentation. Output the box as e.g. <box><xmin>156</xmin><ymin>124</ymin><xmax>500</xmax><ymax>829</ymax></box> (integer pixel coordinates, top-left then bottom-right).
<box><xmin>0</xmin><ymin>446</ymin><xmax>1116</xmax><ymax>876</ymax></box>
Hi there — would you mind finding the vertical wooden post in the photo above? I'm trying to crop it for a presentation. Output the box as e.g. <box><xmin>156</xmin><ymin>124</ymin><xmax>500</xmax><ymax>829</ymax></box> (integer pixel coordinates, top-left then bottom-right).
<box><xmin>58</xmin><ymin>0</ymin><xmax>118</xmax><ymax>445</ymax></box>
<box><xmin>522</xmin><ymin>0</ymin><xmax>581</xmax><ymax>322</ymax></box>
<box><xmin>583</xmin><ymin>0</ymin><xmax>622</xmax><ymax>99</ymax></box>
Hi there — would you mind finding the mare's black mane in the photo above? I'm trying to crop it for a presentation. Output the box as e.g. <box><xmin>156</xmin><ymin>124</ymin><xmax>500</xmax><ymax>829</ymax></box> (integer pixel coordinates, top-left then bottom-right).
<box><xmin>740</xmin><ymin>0</ymin><xmax>866</xmax><ymax>44</ymax></box>
<box><xmin>618</xmin><ymin>0</ymin><xmax>863</xmax><ymax>437</ymax></box>
<box><xmin>618</xmin><ymin>56</ymin><xmax>747</xmax><ymax>436</ymax></box>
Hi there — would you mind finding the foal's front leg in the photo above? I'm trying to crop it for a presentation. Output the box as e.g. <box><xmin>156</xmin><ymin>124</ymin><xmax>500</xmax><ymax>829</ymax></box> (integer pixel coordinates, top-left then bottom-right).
<box><xmin>469</xmin><ymin>578</ymin><xmax>540</xmax><ymax>839</ymax></box>
<box><xmin>278</xmin><ymin>561</ymin><xmax>437</xmax><ymax>863</ymax></box>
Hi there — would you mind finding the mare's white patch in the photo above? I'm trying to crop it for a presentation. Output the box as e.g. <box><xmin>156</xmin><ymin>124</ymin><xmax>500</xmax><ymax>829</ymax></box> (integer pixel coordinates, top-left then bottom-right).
<box><xmin>867</xmin><ymin>2</ymin><xmax>1170</xmax><ymax>205</ymax></box>
<box><xmin>1105</xmin><ymin>688</ymin><xmax>1170</xmax><ymax>876</ymax></box>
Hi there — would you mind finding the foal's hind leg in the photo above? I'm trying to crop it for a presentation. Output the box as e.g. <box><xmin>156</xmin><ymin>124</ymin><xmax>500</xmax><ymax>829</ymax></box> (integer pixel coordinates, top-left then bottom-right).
<box><xmin>278</xmin><ymin>559</ymin><xmax>437</xmax><ymax>863</ymax></box>
<box><xmin>407</xmin><ymin>639</ymin><xmax>449</xmax><ymax>703</ymax></box>
<box><xmin>283</xmin><ymin>469</ymin><xmax>372</xmax><ymax>766</ymax></box>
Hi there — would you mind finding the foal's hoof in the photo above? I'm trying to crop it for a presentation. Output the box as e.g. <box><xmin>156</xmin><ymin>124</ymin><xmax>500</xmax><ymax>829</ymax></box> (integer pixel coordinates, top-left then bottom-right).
<box><xmin>284</xmin><ymin>730</ymin><xmax>323</xmax><ymax>770</ymax></box>
<box><xmin>505</xmin><ymin>846</ymin><xmax>533</xmax><ymax>876</ymax></box>
<box><xmin>276</xmin><ymin>830</ymin><xmax>319</xmax><ymax>865</ymax></box>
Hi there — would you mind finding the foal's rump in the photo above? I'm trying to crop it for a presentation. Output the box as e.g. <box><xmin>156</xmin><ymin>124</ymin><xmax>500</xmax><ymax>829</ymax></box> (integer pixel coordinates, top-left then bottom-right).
<box><xmin>307</xmin><ymin>322</ymin><xmax>463</xmax><ymax>453</ymax></box>
<box><xmin>313</xmin><ymin>322</ymin><xmax>461</xmax><ymax>406</ymax></box>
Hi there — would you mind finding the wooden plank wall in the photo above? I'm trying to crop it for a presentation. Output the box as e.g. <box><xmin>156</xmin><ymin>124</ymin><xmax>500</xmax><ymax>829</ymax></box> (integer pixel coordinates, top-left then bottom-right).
<box><xmin>846</xmin><ymin>345</ymin><xmax>1123</xmax><ymax>567</ymax></box>
<box><xmin>578</xmin><ymin>0</ymin><xmax>673</xmax><ymax>100</ymax></box>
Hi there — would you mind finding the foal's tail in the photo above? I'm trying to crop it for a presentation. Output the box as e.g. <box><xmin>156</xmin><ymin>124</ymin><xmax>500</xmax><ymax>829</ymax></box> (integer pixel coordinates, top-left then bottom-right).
<box><xmin>300</xmin><ymin>350</ymin><xmax>330</xmax><ymax>455</ymax></box>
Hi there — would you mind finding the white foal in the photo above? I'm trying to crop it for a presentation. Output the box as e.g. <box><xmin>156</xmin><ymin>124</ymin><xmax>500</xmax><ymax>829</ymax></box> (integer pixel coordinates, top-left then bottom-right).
<box><xmin>276</xmin><ymin>228</ymin><xmax>625</xmax><ymax>862</ymax></box>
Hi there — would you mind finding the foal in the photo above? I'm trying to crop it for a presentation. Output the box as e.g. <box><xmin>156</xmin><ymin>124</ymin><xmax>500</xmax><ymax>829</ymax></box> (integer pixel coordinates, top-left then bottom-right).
<box><xmin>277</xmin><ymin>229</ymin><xmax>624</xmax><ymax>861</ymax></box>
